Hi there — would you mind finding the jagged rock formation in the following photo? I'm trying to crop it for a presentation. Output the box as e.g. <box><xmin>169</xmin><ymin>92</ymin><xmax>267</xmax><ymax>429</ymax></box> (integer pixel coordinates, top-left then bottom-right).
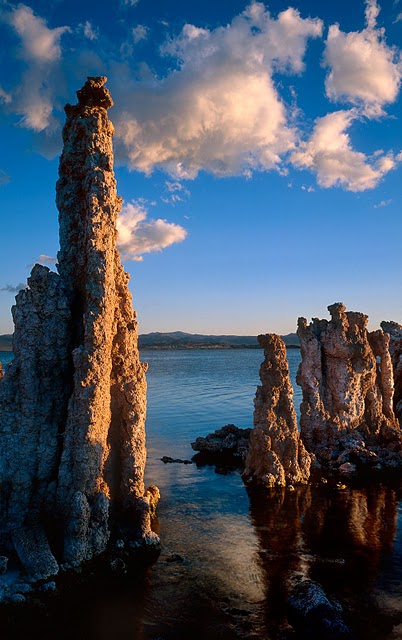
<box><xmin>191</xmin><ymin>424</ymin><xmax>251</xmax><ymax>466</ymax></box>
<box><xmin>0</xmin><ymin>77</ymin><xmax>158</xmax><ymax>585</ymax></box>
<box><xmin>381</xmin><ymin>320</ymin><xmax>402</xmax><ymax>423</ymax></box>
<box><xmin>297</xmin><ymin>303</ymin><xmax>402</xmax><ymax>472</ymax></box>
<box><xmin>244</xmin><ymin>334</ymin><xmax>311</xmax><ymax>487</ymax></box>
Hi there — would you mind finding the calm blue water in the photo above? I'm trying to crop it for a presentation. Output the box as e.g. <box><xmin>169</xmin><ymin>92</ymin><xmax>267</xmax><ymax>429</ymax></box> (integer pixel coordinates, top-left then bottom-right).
<box><xmin>1</xmin><ymin>348</ymin><xmax>402</xmax><ymax>640</ymax></box>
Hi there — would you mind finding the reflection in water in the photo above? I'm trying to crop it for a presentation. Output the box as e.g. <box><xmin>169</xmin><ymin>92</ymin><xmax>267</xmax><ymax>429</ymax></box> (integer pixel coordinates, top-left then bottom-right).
<box><xmin>248</xmin><ymin>484</ymin><xmax>402</xmax><ymax>639</ymax></box>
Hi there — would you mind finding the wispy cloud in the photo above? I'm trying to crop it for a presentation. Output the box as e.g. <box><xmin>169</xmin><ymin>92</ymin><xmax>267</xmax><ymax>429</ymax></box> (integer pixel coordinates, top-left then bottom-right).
<box><xmin>373</xmin><ymin>198</ymin><xmax>393</xmax><ymax>208</ymax></box>
<box><xmin>0</xmin><ymin>170</ymin><xmax>10</xmax><ymax>186</ymax></box>
<box><xmin>132</xmin><ymin>25</ymin><xmax>148</xmax><ymax>43</ymax></box>
<box><xmin>117</xmin><ymin>201</ymin><xmax>187</xmax><ymax>261</ymax></box>
<box><xmin>38</xmin><ymin>254</ymin><xmax>57</xmax><ymax>265</ymax></box>
<box><xmin>162</xmin><ymin>181</ymin><xmax>191</xmax><ymax>205</ymax></box>
<box><xmin>81</xmin><ymin>21</ymin><xmax>98</xmax><ymax>41</ymax></box>
<box><xmin>0</xmin><ymin>283</ymin><xmax>26</xmax><ymax>293</ymax></box>
<box><xmin>0</xmin><ymin>86</ymin><xmax>11</xmax><ymax>105</ymax></box>
<box><xmin>2</xmin><ymin>4</ymin><xmax>70</xmax><ymax>131</ymax></box>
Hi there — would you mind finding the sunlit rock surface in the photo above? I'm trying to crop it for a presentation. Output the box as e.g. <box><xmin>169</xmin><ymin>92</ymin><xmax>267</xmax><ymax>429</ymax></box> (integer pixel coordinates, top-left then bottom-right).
<box><xmin>381</xmin><ymin>320</ymin><xmax>402</xmax><ymax>423</ymax></box>
<box><xmin>297</xmin><ymin>303</ymin><xmax>402</xmax><ymax>472</ymax></box>
<box><xmin>244</xmin><ymin>334</ymin><xmax>311</xmax><ymax>487</ymax></box>
<box><xmin>0</xmin><ymin>77</ymin><xmax>158</xmax><ymax>586</ymax></box>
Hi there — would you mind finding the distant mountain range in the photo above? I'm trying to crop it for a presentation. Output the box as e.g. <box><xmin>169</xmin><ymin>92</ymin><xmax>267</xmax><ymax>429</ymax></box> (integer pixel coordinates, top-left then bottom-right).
<box><xmin>0</xmin><ymin>331</ymin><xmax>300</xmax><ymax>352</ymax></box>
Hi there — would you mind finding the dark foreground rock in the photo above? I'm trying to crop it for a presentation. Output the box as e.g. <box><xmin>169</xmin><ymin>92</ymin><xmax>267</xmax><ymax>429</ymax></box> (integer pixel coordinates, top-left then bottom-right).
<box><xmin>161</xmin><ymin>456</ymin><xmax>193</xmax><ymax>464</ymax></box>
<box><xmin>191</xmin><ymin>424</ymin><xmax>251</xmax><ymax>467</ymax></box>
<box><xmin>288</xmin><ymin>579</ymin><xmax>352</xmax><ymax>639</ymax></box>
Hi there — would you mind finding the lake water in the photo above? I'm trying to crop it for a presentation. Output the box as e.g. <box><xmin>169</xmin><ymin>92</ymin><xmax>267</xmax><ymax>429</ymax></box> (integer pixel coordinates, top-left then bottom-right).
<box><xmin>1</xmin><ymin>348</ymin><xmax>402</xmax><ymax>639</ymax></box>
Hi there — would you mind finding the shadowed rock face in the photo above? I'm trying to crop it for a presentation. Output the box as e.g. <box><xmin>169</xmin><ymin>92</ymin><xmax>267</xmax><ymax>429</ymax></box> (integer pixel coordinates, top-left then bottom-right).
<box><xmin>297</xmin><ymin>303</ymin><xmax>402</xmax><ymax>472</ymax></box>
<box><xmin>381</xmin><ymin>320</ymin><xmax>402</xmax><ymax>423</ymax></box>
<box><xmin>244</xmin><ymin>334</ymin><xmax>311</xmax><ymax>487</ymax></box>
<box><xmin>0</xmin><ymin>77</ymin><xmax>158</xmax><ymax>582</ymax></box>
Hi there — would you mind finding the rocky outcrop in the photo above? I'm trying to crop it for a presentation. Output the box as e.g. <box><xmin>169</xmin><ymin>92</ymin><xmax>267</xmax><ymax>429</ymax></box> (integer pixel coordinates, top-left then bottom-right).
<box><xmin>381</xmin><ymin>320</ymin><xmax>402</xmax><ymax>423</ymax></box>
<box><xmin>287</xmin><ymin>579</ymin><xmax>351</xmax><ymax>639</ymax></box>
<box><xmin>297</xmin><ymin>303</ymin><xmax>402</xmax><ymax>472</ymax></box>
<box><xmin>244</xmin><ymin>334</ymin><xmax>311</xmax><ymax>487</ymax></box>
<box><xmin>0</xmin><ymin>77</ymin><xmax>158</xmax><ymax>585</ymax></box>
<box><xmin>191</xmin><ymin>424</ymin><xmax>251</xmax><ymax>466</ymax></box>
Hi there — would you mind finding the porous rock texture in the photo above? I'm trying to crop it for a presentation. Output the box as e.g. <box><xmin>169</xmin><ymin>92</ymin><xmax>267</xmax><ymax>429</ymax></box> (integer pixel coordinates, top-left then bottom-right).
<box><xmin>244</xmin><ymin>334</ymin><xmax>311</xmax><ymax>487</ymax></box>
<box><xmin>0</xmin><ymin>77</ymin><xmax>158</xmax><ymax>586</ymax></box>
<box><xmin>297</xmin><ymin>303</ymin><xmax>402</xmax><ymax>473</ymax></box>
<box><xmin>191</xmin><ymin>424</ymin><xmax>251</xmax><ymax>465</ymax></box>
<box><xmin>381</xmin><ymin>320</ymin><xmax>402</xmax><ymax>423</ymax></box>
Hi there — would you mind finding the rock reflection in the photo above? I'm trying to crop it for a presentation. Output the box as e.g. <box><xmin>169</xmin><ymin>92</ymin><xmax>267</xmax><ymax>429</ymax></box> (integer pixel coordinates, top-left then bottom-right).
<box><xmin>247</xmin><ymin>486</ymin><xmax>312</xmax><ymax>637</ymax></box>
<box><xmin>248</xmin><ymin>484</ymin><xmax>401</xmax><ymax>639</ymax></box>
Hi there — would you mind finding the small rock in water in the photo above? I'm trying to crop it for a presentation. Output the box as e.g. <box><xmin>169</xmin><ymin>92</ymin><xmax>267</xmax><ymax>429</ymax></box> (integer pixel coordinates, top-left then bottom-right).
<box><xmin>192</xmin><ymin>424</ymin><xmax>251</xmax><ymax>456</ymax></box>
<box><xmin>160</xmin><ymin>456</ymin><xmax>193</xmax><ymax>464</ymax></box>
<box><xmin>9</xmin><ymin>593</ymin><xmax>26</xmax><ymax>604</ymax></box>
<box><xmin>165</xmin><ymin>553</ymin><xmax>185</xmax><ymax>563</ymax></box>
<box><xmin>0</xmin><ymin>556</ymin><xmax>8</xmax><ymax>575</ymax></box>
<box><xmin>338</xmin><ymin>462</ymin><xmax>357</xmax><ymax>477</ymax></box>
<box><xmin>288</xmin><ymin>579</ymin><xmax>352</xmax><ymax>639</ymax></box>
<box><xmin>110</xmin><ymin>558</ymin><xmax>127</xmax><ymax>575</ymax></box>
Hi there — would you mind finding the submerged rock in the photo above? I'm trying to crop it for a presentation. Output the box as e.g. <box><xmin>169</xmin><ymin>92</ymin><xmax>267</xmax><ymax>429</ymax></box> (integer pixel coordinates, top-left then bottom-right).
<box><xmin>288</xmin><ymin>579</ymin><xmax>352</xmax><ymax>639</ymax></box>
<box><xmin>297</xmin><ymin>303</ymin><xmax>402</xmax><ymax>473</ymax></box>
<box><xmin>0</xmin><ymin>77</ymin><xmax>159</xmax><ymax>588</ymax></box>
<box><xmin>244</xmin><ymin>334</ymin><xmax>312</xmax><ymax>487</ymax></box>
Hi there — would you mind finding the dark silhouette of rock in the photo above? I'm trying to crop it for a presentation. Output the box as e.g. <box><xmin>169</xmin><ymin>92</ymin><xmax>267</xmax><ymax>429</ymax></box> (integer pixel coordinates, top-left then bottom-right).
<box><xmin>288</xmin><ymin>579</ymin><xmax>352</xmax><ymax>639</ymax></box>
<box><xmin>297</xmin><ymin>303</ymin><xmax>402</xmax><ymax>473</ymax></box>
<box><xmin>0</xmin><ymin>77</ymin><xmax>158</xmax><ymax>588</ymax></box>
<box><xmin>244</xmin><ymin>334</ymin><xmax>311</xmax><ymax>487</ymax></box>
<box><xmin>160</xmin><ymin>456</ymin><xmax>193</xmax><ymax>464</ymax></box>
<box><xmin>191</xmin><ymin>424</ymin><xmax>251</xmax><ymax>466</ymax></box>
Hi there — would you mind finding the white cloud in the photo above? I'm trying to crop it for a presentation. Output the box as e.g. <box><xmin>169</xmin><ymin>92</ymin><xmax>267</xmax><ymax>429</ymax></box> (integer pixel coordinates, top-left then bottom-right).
<box><xmin>373</xmin><ymin>198</ymin><xmax>392</xmax><ymax>208</ymax></box>
<box><xmin>132</xmin><ymin>25</ymin><xmax>148</xmax><ymax>43</ymax></box>
<box><xmin>113</xmin><ymin>2</ymin><xmax>322</xmax><ymax>178</ymax></box>
<box><xmin>394</xmin><ymin>12</ymin><xmax>402</xmax><ymax>22</ymax></box>
<box><xmin>324</xmin><ymin>1</ymin><xmax>402</xmax><ymax>117</ymax></box>
<box><xmin>117</xmin><ymin>201</ymin><xmax>187</xmax><ymax>261</ymax></box>
<box><xmin>291</xmin><ymin>110</ymin><xmax>397</xmax><ymax>191</ymax></box>
<box><xmin>8</xmin><ymin>5</ymin><xmax>69</xmax><ymax>63</ymax></box>
<box><xmin>365</xmin><ymin>0</ymin><xmax>380</xmax><ymax>30</ymax></box>
<box><xmin>3</xmin><ymin>4</ymin><xmax>70</xmax><ymax>132</ymax></box>
<box><xmin>82</xmin><ymin>21</ymin><xmax>98</xmax><ymax>41</ymax></box>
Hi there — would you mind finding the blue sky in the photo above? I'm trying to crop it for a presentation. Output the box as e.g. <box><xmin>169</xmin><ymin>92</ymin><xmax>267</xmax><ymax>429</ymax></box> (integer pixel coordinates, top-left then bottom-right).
<box><xmin>0</xmin><ymin>0</ymin><xmax>401</xmax><ymax>335</ymax></box>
